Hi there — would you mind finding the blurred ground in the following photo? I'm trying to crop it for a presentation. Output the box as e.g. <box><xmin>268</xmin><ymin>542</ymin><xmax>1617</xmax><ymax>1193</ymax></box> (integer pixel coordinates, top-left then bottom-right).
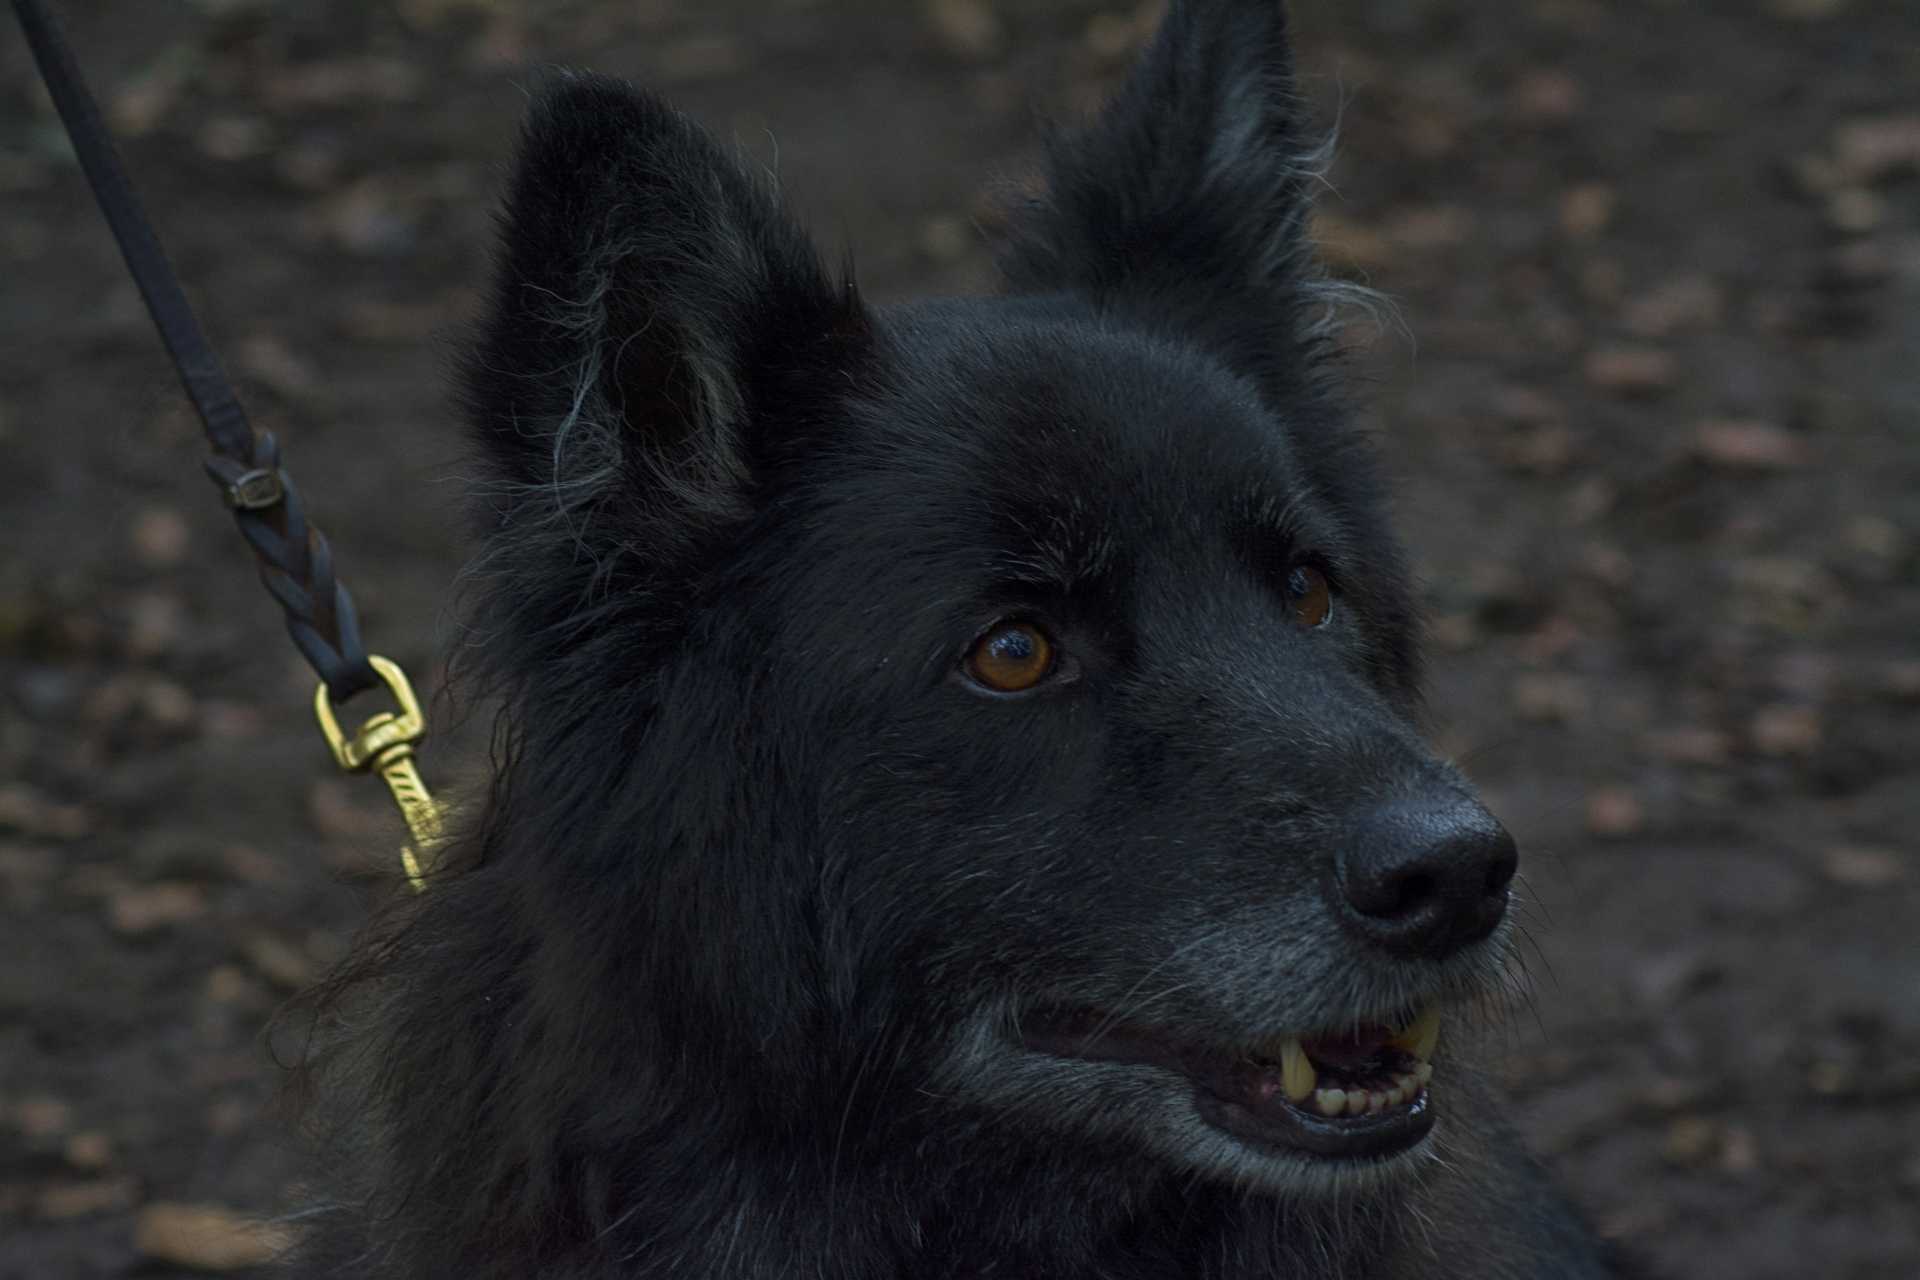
<box><xmin>1</xmin><ymin>1</ymin><xmax>1916</xmax><ymax>1276</ymax></box>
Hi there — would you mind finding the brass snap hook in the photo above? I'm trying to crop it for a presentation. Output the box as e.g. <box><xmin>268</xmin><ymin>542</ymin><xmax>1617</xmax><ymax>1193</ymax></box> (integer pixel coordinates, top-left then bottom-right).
<box><xmin>314</xmin><ymin>655</ymin><xmax>443</xmax><ymax>892</ymax></box>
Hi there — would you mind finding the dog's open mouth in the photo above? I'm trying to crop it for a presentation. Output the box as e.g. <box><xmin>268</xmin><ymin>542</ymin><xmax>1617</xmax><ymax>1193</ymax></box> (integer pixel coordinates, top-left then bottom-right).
<box><xmin>1021</xmin><ymin>1006</ymin><xmax>1442</xmax><ymax>1161</ymax></box>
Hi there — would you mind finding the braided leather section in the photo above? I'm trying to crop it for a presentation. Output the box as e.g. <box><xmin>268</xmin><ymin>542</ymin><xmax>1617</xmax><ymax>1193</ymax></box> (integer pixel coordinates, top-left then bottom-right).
<box><xmin>205</xmin><ymin>434</ymin><xmax>378</xmax><ymax>702</ymax></box>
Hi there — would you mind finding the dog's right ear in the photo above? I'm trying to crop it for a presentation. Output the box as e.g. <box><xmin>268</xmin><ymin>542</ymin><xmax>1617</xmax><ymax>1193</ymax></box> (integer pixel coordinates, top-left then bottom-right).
<box><xmin>994</xmin><ymin>0</ymin><xmax>1344</xmax><ymax>396</ymax></box>
<box><xmin>462</xmin><ymin>73</ymin><xmax>867</xmax><ymax>565</ymax></box>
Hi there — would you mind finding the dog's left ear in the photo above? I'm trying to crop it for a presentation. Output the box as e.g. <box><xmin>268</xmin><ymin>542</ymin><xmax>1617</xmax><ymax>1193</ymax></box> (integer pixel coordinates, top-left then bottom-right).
<box><xmin>996</xmin><ymin>0</ymin><xmax>1342</xmax><ymax>388</ymax></box>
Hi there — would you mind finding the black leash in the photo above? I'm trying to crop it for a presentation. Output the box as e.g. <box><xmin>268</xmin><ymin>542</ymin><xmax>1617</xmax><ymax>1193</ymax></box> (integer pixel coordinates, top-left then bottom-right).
<box><xmin>12</xmin><ymin>0</ymin><xmax>377</xmax><ymax>703</ymax></box>
<box><xmin>12</xmin><ymin>0</ymin><xmax>442</xmax><ymax>888</ymax></box>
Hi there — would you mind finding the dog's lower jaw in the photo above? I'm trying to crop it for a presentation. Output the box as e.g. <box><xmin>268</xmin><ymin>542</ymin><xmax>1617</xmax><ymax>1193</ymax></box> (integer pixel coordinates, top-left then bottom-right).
<box><xmin>1037</xmin><ymin>1056</ymin><xmax>1445</xmax><ymax>1200</ymax></box>
<box><xmin>930</xmin><ymin>1027</ymin><xmax>1453</xmax><ymax>1208</ymax></box>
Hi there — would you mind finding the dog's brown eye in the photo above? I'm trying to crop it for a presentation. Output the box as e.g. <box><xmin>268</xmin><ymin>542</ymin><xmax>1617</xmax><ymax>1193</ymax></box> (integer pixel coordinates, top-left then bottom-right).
<box><xmin>966</xmin><ymin>622</ymin><xmax>1055</xmax><ymax>693</ymax></box>
<box><xmin>1287</xmin><ymin>566</ymin><xmax>1332</xmax><ymax>628</ymax></box>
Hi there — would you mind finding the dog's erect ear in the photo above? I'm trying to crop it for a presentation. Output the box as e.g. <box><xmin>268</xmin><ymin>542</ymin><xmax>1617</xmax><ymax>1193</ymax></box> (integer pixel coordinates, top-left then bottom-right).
<box><xmin>463</xmin><ymin>73</ymin><xmax>866</xmax><ymax>557</ymax></box>
<box><xmin>996</xmin><ymin>0</ymin><xmax>1343</xmax><ymax>384</ymax></box>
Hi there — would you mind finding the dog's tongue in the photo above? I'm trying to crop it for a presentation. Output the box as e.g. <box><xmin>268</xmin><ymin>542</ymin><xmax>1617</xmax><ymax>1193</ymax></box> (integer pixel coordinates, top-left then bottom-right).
<box><xmin>1300</xmin><ymin>1024</ymin><xmax>1394</xmax><ymax>1072</ymax></box>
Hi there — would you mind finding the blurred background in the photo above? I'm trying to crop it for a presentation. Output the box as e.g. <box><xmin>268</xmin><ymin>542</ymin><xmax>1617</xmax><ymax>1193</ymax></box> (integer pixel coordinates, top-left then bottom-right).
<box><xmin>1</xmin><ymin>1</ymin><xmax>1915</xmax><ymax>1276</ymax></box>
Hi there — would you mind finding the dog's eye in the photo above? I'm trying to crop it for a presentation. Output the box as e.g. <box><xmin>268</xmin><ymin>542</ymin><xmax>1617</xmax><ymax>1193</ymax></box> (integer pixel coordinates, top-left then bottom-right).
<box><xmin>1286</xmin><ymin>565</ymin><xmax>1333</xmax><ymax>628</ymax></box>
<box><xmin>965</xmin><ymin>622</ymin><xmax>1056</xmax><ymax>693</ymax></box>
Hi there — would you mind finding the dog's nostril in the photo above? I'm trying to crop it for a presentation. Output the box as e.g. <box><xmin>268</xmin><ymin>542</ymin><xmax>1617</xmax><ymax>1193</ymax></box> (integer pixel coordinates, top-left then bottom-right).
<box><xmin>1335</xmin><ymin>797</ymin><xmax>1517</xmax><ymax>958</ymax></box>
<box><xmin>1382</xmin><ymin>871</ymin><xmax>1435</xmax><ymax>919</ymax></box>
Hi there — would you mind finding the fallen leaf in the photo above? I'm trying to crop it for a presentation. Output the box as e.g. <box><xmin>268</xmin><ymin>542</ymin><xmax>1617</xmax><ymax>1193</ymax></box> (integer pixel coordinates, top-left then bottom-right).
<box><xmin>130</xmin><ymin>506</ymin><xmax>191</xmax><ymax>568</ymax></box>
<box><xmin>1490</xmin><ymin>384</ymin><xmax>1562</xmax><ymax>425</ymax></box>
<box><xmin>241</xmin><ymin>931</ymin><xmax>317</xmax><ymax>990</ymax></box>
<box><xmin>0</xmin><ymin>785</ymin><xmax>92</xmax><ymax>840</ymax></box>
<box><xmin>1692</xmin><ymin>419</ymin><xmax>1807</xmax><ymax>470</ymax></box>
<box><xmin>1516</xmin><ymin>615</ymin><xmax>1583</xmax><ymax>664</ymax></box>
<box><xmin>109</xmin><ymin>882</ymin><xmax>209</xmax><ymax>935</ymax></box>
<box><xmin>1510</xmin><ymin>69</ymin><xmax>1584</xmax><ymax>124</ymax></box>
<box><xmin>1749</xmin><ymin>705</ymin><xmax>1823</xmax><ymax>757</ymax></box>
<box><xmin>1426</xmin><ymin>613</ymin><xmax>1480</xmax><ymax>652</ymax></box>
<box><xmin>14</xmin><ymin>1096</ymin><xmax>71</xmax><ymax>1138</ymax></box>
<box><xmin>925</xmin><ymin>0</ymin><xmax>1005</xmax><ymax>59</ymax></box>
<box><xmin>1880</xmin><ymin>661</ymin><xmax>1920</xmax><ymax>701</ymax></box>
<box><xmin>205</xmin><ymin>965</ymin><xmax>257</xmax><ymax>1006</ymax></box>
<box><xmin>318</xmin><ymin>178</ymin><xmax>416</xmax><ymax>256</ymax></box>
<box><xmin>1312</xmin><ymin>210</ymin><xmax>1394</xmax><ymax>273</ymax></box>
<box><xmin>1385</xmin><ymin>204</ymin><xmax>1473</xmax><ymax>251</ymax></box>
<box><xmin>134</xmin><ymin>1203</ymin><xmax>293</xmax><ymax>1271</ymax></box>
<box><xmin>1559</xmin><ymin>182</ymin><xmax>1615</xmax><ymax>238</ymax></box>
<box><xmin>1642</xmin><ymin>727</ymin><xmax>1734</xmax><ymax>767</ymax></box>
<box><xmin>1833</xmin><ymin>114</ymin><xmax>1920</xmax><ymax>184</ymax></box>
<box><xmin>1636</xmin><ymin>1076</ymin><xmax>1712</xmax><ymax>1113</ymax></box>
<box><xmin>1826</xmin><ymin>187</ymin><xmax>1885</xmax><ymax>235</ymax></box>
<box><xmin>1585</xmin><ymin>786</ymin><xmax>1645</xmax><ymax>838</ymax></box>
<box><xmin>1719</xmin><ymin>1125</ymin><xmax>1760</xmax><ymax>1175</ymax></box>
<box><xmin>1580</xmin><ymin>543</ymin><xmax>1633</xmax><ymax>589</ymax></box>
<box><xmin>196</xmin><ymin>115</ymin><xmax>271</xmax><ymax>162</ymax></box>
<box><xmin>1502</xmin><ymin>422</ymin><xmax>1576</xmax><ymax>475</ymax></box>
<box><xmin>1662</xmin><ymin>1115</ymin><xmax>1721</xmax><ymax>1167</ymax></box>
<box><xmin>1511</xmin><ymin>673</ymin><xmax>1588</xmax><ymax>724</ymax></box>
<box><xmin>1583</xmin><ymin>345</ymin><xmax>1676</xmax><ymax>397</ymax></box>
<box><xmin>1819</xmin><ymin>845</ymin><xmax>1905</xmax><ymax>889</ymax></box>
<box><xmin>1621</xmin><ymin>274</ymin><xmax>1723</xmax><ymax>337</ymax></box>
<box><xmin>139</xmin><ymin>678</ymin><xmax>198</xmax><ymax>732</ymax></box>
<box><xmin>237</xmin><ymin>334</ymin><xmax>318</xmax><ymax>399</ymax></box>
<box><xmin>63</xmin><ymin>1132</ymin><xmax>114</xmax><ymax>1171</ymax></box>
<box><xmin>125</xmin><ymin>591</ymin><xmax>187</xmax><ymax>659</ymax></box>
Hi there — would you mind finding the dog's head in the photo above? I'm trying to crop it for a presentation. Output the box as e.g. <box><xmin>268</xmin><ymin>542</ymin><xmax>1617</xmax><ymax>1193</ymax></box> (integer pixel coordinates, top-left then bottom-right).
<box><xmin>462</xmin><ymin>0</ymin><xmax>1517</xmax><ymax>1199</ymax></box>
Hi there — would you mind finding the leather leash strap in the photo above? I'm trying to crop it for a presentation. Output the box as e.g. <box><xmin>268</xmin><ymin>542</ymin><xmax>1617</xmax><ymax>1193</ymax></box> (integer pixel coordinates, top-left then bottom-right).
<box><xmin>11</xmin><ymin>0</ymin><xmax>377</xmax><ymax>703</ymax></box>
<box><xmin>12</xmin><ymin>0</ymin><xmax>441</xmax><ymax>889</ymax></box>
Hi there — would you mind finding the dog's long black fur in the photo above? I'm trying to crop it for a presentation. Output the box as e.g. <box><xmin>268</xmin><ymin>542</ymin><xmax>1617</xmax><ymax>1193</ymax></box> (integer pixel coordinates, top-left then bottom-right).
<box><xmin>288</xmin><ymin>2</ymin><xmax>1622</xmax><ymax>1275</ymax></box>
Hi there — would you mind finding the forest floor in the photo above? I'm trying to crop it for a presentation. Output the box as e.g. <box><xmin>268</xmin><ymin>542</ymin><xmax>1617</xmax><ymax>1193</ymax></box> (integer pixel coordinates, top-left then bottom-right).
<box><xmin>2</xmin><ymin>2</ymin><xmax>1917</xmax><ymax>1276</ymax></box>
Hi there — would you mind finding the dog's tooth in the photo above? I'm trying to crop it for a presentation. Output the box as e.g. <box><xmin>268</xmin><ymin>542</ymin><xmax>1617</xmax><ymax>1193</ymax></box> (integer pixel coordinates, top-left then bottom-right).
<box><xmin>1344</xmin><ymin>1090</ymin><xmax>1368</xmax><ymax>1117</ymax></box>
<box><xmin>1391</xmin><ymin>1007</ymin><xmax>1442</xmax><ymax>1063</ymax></box>
<box><xmin>1314</xmin><ymin>1088</ymin><xmax>1348</xmax><ymax>1117</ymax></box>
<box><xmin>1279</xmin><ymin>1038</ymin><xmax>1316</xmax><ymax>1102</ymax></box>
<box><xmin>1413</xmin><ymin>1061</ymin><xmax>1434</xmax><ymax>1085</ymax></box>
<box><xmin>1392</xmin><ymin>1071</ymin><xmax>1417</xmax><ymax>1093</ymax></box>
<box><xmin>1386</xmin><ymin>1084</ymin><xmax>1408</xmax><ymax>1107</ymax></box>
<box><xmin>1363</xmin><ymin>1091</ymin><xmax>1385</xmax><ymax>1114</ymax></box>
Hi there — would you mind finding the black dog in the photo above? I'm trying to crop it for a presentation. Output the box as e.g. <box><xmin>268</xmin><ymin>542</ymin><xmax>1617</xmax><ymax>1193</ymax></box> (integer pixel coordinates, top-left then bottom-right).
<box><xmin>291</xmin><ymin>2</ymin><xmax>1619</xmax><ymax>1275</ymax></box>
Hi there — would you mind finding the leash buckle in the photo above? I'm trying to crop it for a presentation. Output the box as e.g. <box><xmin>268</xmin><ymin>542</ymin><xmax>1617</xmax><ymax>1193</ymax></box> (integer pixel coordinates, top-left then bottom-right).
<box><xmin>314</xmin><ymin>655</ymin><xmax>443</xmax><ymax>892</ymax></box>
<box><xmin>224</xmin><ymin>467</ymin><xmax>285</xmax><ymax>511</ymax></box>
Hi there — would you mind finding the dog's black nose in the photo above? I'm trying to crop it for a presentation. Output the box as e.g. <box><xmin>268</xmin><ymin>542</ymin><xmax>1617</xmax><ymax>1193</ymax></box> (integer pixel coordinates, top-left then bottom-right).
<box><xmin>1334</xmin><ymin>797</ymin><xmax>1518</xmax><ymax>958</ymax></box>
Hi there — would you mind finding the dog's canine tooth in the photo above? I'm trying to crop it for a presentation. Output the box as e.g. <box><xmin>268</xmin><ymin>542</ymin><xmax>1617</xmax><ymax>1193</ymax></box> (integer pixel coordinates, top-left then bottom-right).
<box><xmin>1390</xmin><ymin>1007</ymin><xmax>1442</xmax><ymax>1063</ymax></box>
<box><xmin>1279</xmin><ymin>1038</ymin><xmax>1316</xmax><ymax>1102</ymax></box>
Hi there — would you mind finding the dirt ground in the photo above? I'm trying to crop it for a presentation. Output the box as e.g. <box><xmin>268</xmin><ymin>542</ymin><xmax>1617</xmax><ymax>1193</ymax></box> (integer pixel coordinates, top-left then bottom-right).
<box><xmin>1</xmin><ymin>1</ymin><xmax>1915</xmax><ymax>1276</ymax></box>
